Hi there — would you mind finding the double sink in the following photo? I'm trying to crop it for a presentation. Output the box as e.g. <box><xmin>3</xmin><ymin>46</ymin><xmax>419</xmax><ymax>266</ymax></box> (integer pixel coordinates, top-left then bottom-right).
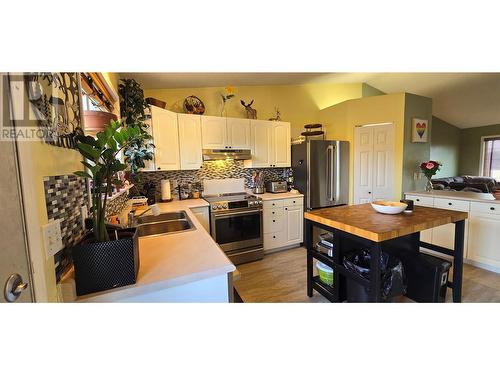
<box><xmin>135</xmin><ymin>211</ymin><xmax>195</xmax><ymax>238</ymax></box>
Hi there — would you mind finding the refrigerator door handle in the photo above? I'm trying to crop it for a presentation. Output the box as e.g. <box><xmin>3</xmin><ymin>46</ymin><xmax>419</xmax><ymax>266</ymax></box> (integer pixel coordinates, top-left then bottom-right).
<box><xmin>327</xmin><ymin>145</ymin><xmax>334</xmax><ymax>201</ymax></box>
<box><xmin>334</xmin><ymin>143</ymin><xmax>340</xmax><ymax>202</ymax></box>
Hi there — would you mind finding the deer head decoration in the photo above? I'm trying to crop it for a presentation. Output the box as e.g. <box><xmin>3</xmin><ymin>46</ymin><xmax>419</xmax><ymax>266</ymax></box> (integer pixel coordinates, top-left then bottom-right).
<box><xmin>240</xmin><ymin>99</ymin><xmax>257</xmax><ymax>119</ymax></box>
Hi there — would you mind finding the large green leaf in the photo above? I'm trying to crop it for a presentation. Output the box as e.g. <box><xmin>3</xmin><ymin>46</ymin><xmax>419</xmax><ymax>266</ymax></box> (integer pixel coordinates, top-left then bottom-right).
<box><xmin>77</xmin><ymin>143</ymin><xmax>100</xmax><ymax>161</ymax></box>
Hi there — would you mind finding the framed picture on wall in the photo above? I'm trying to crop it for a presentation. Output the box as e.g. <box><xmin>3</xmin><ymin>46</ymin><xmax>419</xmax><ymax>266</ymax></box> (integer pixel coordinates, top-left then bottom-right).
<box><xmin>411</xmin><ymin>118</ymin><xmax>428</xmax><ymax>143</ymax></box>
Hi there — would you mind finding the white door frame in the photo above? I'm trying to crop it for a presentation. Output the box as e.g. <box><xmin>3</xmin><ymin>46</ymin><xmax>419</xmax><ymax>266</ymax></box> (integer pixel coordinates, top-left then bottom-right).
<box><xmin>353</xmin><ymin>122</ymin><xmax>395</xmax><ymax>204</ymax></box>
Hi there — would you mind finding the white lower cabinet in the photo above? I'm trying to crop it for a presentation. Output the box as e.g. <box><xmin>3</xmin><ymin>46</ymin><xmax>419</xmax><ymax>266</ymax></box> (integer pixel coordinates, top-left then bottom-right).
<box><xmin>190</xmin><ymin>206</ymin><xmax>210</xmax><ymax>232</ymax></box>
<box><xmin>405</xmin><ymin>194</ymin><xmax>500</xmax><ymax>272</ymax></box>
<box><xmin>431</xmin><ymin>198</ymin><xmax>469</xmax><ymax>259</ymax></box>
<box><xmin>405</xmin><ymin>195</ymin><xmax>433</xmax><ymax>243</ymax></box>
<box><xmin>285</xmin><ymin>205</ymin><xmax>303</xmax><ymax>245</ymax></box>
<box><xmin>468</xmin><ymin>203</ymin><xmax>500</xmax><ymax>270</ymax></box>
<box><xmin>263</xmin><ymin>197</ymin><xmax>303</xmax><ymax>251</ymax></box>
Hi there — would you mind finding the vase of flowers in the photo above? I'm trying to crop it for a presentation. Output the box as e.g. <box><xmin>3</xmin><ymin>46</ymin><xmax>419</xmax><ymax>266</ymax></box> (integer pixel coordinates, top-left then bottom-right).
<box><xmin>220</xmin><ymin>85</ymin><xmax>235</xmax><ymax>116</ymax></box>
<box><xmin>419</xmin><ymin>160</ymin><xmax>442</xmax><ymax>192</ymax></box>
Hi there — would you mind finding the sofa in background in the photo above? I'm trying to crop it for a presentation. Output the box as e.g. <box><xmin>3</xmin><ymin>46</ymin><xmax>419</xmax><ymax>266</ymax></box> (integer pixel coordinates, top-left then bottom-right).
<box><xmin>431</xmin><ymin>176</ymin><xmax>500</xmax><ymax>193</ymax></box>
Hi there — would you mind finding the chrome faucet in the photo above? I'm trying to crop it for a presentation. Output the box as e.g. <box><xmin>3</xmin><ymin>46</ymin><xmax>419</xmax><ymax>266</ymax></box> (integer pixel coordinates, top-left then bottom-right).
<box><xmin>128</xmin><ymin>204</ymin><xmax>161</xmax><ymax>227</ymax></box>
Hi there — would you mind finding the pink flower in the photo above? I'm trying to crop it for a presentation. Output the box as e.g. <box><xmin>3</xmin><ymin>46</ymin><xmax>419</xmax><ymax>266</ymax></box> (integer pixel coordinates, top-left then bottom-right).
<box><xmin>425</xmin><ymin>162</ymin><xmax>435</xmax><ymax>170</ymax></box>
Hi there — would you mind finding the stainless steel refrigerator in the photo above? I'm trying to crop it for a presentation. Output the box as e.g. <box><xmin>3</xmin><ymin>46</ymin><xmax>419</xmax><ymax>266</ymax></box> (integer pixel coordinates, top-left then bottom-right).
<box><xmin>292</xmin><ymin>140</ymin><xmax>349</xmax><ymax>211</ymax></box>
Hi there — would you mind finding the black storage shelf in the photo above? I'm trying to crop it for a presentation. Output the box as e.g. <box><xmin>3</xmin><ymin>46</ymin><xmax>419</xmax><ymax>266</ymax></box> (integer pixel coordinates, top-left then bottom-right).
<box><xmin>312</xmin><ymin>276</ymin><xmax>337</xmax><ymax>302</ymax></box>
<box><xmin>310</xmin><ymin>247</ymin><xmax>370</xmax><ymax>288</ymax></box>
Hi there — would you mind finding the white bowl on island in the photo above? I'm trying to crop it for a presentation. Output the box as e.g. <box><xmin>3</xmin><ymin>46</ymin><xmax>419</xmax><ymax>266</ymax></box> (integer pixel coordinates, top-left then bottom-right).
<box><xmin>371</xmin><ymin>200</ymin><xmax>407</xmax><ymax>215</ymax></box>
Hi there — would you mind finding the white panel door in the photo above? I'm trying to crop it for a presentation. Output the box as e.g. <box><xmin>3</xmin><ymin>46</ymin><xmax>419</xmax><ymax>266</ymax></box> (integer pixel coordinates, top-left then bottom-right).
<box><xmin>372</xmin><ymin>124</ymin><xmax>394</xmax><ymax>201</ymax></box>
<box><xmin>151</xmin><ymin>107</ymin><xmax>180</xmax><ymax>171</ymax></box>
<box><xmin>285</xmin><ymin>205</ymin><xmax>303</xmax><ymax>245</ymax></box>
<box><xmin>178</xmin><ymin>113</ymin><xmax>203</xmax><ymax>170</ymax></box>
<box><xmin>227</xmin><ymin>118</ymin><xmax>251</xmax><ymax>149</ymax></box>
<box><xmin>271</xmin><ymin>122</ymin><xmax>291</xmax><ymax>167</ymax></box>
<box><xmin>353</xmin><ymin>124</ymin><xmax>394</xmax><ymax>204</ymax></box>
<box><xmin>201</xmin><ymin>116</ymin><xmax>227</xmax><ymax>149</ymax></box>
<box><xmin>468</xmin><ymin>213</ymin><xmax>500</xmax><ymax>268</ymax></box>
<box><xmin>249</xmin><ymin>120</ymin><xmax>272</xmax><ymax>167</ymax></box>
<box><xmin>353</xmin><ymin>126</ymin><xmax>374</xmax><ymax>204</ymax></box>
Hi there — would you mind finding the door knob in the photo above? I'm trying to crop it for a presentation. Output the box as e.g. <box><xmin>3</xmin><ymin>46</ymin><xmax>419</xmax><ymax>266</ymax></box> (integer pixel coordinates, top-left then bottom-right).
<box><xmin>4</xmin><ymin>274</ymin><xmax>28</xmax><ymax>302</ymax></box>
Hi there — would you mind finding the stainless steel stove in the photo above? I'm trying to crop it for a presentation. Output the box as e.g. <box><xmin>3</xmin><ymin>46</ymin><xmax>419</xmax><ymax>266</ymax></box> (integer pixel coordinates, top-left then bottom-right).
<box><xmin>204</xmin><ymin>192</ymin><xmax>264</xmax><ymax>265</ymax></box>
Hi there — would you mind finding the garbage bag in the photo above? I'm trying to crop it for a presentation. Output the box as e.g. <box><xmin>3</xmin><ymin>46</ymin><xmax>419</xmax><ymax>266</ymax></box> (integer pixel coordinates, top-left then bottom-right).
<box><xmin>343</xmin><ymin>249</ymin><xmax>406</xmax><ymax>300</ymax></box>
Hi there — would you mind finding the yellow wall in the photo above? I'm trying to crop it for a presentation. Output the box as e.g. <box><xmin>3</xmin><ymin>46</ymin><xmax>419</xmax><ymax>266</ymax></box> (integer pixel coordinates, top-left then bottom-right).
<box><xmin>143</xmin><ymin>83</ymin><xmax>365</xmax><ymax>138</ymax></box>
<box><xmin>17</xmin><ymin>142</ymin><xmax>82</xmax><ymax>301</ymax></box>
<box><xmin>11</xmin><ymin>74</ymin><xmax>85</xmax><ymax>301</ymax></box>
<box><xmin>319</xmin><ymin>93</ymin><xmax>406</xmax><ymax>203</ymax></box>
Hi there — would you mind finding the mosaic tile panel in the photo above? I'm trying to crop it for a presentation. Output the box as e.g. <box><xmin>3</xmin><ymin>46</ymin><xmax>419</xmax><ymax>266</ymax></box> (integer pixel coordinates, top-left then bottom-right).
<box><xmin>134</xmin><ymin>160</ymin><xmax>291</xmax><ymax>200</ymax></box>
<box><xmin>105</xmin><ymin>191</ymin><xmax>129</xmax><ymax>220</ymax></box>
<box><xmin>43</xmin><ymin>175</ymin><xmax>88</xmax><ymax>280</ymax></box>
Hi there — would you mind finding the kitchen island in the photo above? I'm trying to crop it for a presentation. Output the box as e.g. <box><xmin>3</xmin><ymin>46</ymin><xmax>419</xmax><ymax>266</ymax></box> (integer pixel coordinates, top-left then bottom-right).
<box><xmin>304</xmin><ymin>204</ymin><xmax>468</xmax><ymax>302</ymax></box>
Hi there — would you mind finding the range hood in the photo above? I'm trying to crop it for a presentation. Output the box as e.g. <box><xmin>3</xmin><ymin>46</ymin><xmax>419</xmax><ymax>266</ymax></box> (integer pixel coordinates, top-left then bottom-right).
<box><xmin>202</xmin><ymin>149</ymin><xmax>252</xmax><ymax>161</ymax></box>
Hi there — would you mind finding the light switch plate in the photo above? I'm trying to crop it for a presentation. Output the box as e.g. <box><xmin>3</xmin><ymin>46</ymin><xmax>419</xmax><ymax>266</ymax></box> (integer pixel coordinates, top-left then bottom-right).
<box><xmin>42</xmin><ymin>219</ymin><xmax>63</xmax><ymax>259</ymax></box>
<box><xmin>81</xmin><ymin>205</ymin><xmax>88</xmax><ymax>230</ymax></box>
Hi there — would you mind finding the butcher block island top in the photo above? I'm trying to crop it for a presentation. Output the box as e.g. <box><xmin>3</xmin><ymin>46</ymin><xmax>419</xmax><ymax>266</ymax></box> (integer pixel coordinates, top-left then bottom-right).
<box><xmin>304</xmin><ymin>203</ymin><xmax>468</xmax><ymax>242</ymax></box>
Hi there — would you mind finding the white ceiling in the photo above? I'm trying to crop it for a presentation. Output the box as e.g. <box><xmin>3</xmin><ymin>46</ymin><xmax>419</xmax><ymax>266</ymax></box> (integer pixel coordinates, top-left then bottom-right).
<box><xmin>122</xmin><ymin>72</ymin><xmax>500</xmax><ymax>128</ymax></box>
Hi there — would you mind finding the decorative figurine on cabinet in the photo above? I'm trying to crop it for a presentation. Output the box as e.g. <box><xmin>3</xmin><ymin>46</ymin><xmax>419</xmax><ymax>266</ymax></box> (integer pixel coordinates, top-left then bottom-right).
<box><xmin>240</xmin><ymin>99</ymin><xmax>257</xmax><ymax>119</ymax></box>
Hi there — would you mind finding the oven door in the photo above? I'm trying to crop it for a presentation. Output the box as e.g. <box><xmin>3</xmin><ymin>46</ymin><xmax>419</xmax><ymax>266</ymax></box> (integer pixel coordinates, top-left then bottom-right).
<box><xmin>211</xmin><ymin>209</ymin><xmax>263</xmax><ymax>252</ymax></box>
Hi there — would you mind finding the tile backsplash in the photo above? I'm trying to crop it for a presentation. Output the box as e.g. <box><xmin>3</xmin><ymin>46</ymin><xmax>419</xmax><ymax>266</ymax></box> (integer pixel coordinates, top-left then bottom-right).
<box><xmin>43</xmin><ymin>175</ymin><xmax>88</xmax><ymax>280</ymax></box>
<box><xmin>134</xmin><ymin>160</ymin><xmax>290</xmax><ymax>199</ymax></box>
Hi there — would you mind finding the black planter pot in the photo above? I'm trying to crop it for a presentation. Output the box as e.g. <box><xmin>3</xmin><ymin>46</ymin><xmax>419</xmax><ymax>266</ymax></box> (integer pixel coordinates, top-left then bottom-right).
<box><xmin>72</xmin><ymin>228</ymin><xmax>139</xmax><ymax>296</ymax></box>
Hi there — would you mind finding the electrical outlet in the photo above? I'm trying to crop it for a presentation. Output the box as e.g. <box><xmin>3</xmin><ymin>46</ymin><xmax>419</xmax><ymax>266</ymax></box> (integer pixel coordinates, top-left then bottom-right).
<box><xmin>42</xmin><ymin>219</ymin><xmax>63</xmax><ymax>259</ymax></box>
<box><xmin>81</xmin><ymin>205</ymin><xmax>88</xmax><ymax>230</ymax></box>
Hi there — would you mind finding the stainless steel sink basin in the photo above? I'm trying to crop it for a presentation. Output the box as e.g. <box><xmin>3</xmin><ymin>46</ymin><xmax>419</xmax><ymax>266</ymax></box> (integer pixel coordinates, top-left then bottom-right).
<box><xmin>137</xmin><ymin>211</ymin><xmax>187</xmax><ymax>225</ymax></box>
<box><xmin>136</xmin><ymin>210</ymin><xmax>195</xmax><ymax>238</ymax></box>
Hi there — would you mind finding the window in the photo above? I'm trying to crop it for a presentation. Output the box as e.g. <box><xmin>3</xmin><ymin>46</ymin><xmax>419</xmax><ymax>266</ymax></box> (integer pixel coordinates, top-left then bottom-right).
<box><xmin>481</xmin><ymin>136</ymin><xmax>500</xmax><ymax>180</ymax></box>
<box><xmin>80</xmin><ymin>73</ymin><xmax>117</xmax><ymax>113</ymax></box>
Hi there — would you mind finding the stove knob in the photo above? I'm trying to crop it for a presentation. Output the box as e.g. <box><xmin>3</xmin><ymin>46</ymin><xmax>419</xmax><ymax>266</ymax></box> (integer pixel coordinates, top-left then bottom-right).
<box><xmin>217</xmin><ymin>205</ymin><xmax>223</xmax><ymax>209</ymax></box>
<box><xmin>222</xmin><ymin>204</ymin><xmax>228</xmax><ymax>209</ymax></box>
<box><xmin>212</xmin><ymin>205</ymin><xmax>218</xmax><ymax>210</ymax></box>
<box><xmin>249</xmin><ymin>201</ymin><xmax>254</xmax><ymax>206</ymax></box>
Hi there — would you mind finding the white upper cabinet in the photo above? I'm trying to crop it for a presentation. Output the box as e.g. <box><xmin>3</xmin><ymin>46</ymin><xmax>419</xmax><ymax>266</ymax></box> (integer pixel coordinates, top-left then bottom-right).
<box><xmin>246</xmin><ymin>120</ymin><xmax>273</xmax><ymax>167</ymax></box>
<box><xmin>150</xmin><ymin>106</ymin><xmax>180</xmax><ymax>171</ymax></box>
<box><xmin>178</xmin><ymin>113</ymin><xmax>203</xmax><ymax>170</ymax></box>
<box><xmin>227</xmin><ymin>118</ymin><xmax>251</xmax><ymax>149</ymax></box>
<box><xmin>201</xmin><ymin>116</ymin><xmax>227</xmax><ymax>149</ymax></box>
<box><xmin>201</xmin><ymin>116</ymin><xmax>251</xmax><ymax>150</ymax></box>
<box><xmin>245</xmin><ymin>120</ymin><xmax>290</xmax><ymax>168</ymax></box>
<box><xmin>271</xmin><ymin>121</ymin><xmax>291</xmax><ymax>167</ymax></box>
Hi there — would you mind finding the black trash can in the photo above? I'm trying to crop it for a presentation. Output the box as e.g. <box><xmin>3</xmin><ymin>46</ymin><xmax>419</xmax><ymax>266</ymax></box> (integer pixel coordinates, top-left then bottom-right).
<box><xmin>397</xmin><ymin>252</ymin><xmax>451</xmax><ymax>303</ymax></box>
<box><xmin>343</xmin><ymin>250</ymin><xmax>406</xmax><ymax>302</ymax></box>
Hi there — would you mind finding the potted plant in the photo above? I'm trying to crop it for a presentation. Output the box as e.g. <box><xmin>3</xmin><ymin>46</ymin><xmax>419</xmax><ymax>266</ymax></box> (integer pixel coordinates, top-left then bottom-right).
<box><xmin>191</xmin><ymin>181</ymin><xmax>203</xmax><ymax>199</ymax></box>
<box><xmin>72</xmin><ymin>120</ymin><xmax>146</xmax><ymax>296</ymax></box>
<box><xmin>118</xmin><ymin>78</ymin><xmax>154</xmax><ymax>177</ymax></box>
<box><xmin>419</xmin><ymin>160</ymin><xmax>442</xmax><ymax>192</ymax></box>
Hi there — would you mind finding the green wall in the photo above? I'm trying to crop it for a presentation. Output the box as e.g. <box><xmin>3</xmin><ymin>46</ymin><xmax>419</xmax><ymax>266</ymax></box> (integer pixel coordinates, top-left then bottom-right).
<box><xmin>402</xmin><ymin>93</ymin><xmax>433</xmax><ymax>193</ymax></box>
<box><xmin>430</xmin><ymin>116</ymin><xmax>461</xmax><ymax>177</ymax></box>
<box><xmin>459</xmin><ymin>123</ymin><xmax>500</xmax><ymax>175</ymax></box>
<box><xmin>362</xmin><ymin>83</ymin><xmax>385</xmax><ymax>97</ymax></box>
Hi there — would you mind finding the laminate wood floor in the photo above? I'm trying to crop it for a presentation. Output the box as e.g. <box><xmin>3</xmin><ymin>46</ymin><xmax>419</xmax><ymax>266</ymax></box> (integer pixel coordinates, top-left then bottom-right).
<box><xmin>233</xmin><ymin>247</ymin><xmax>500</xmax><ymax>303</ymax></box>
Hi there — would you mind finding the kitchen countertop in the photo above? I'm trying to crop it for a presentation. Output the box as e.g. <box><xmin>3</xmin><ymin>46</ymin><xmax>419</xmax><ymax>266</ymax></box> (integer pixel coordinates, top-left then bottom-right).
<box><xmin>61</xmin><ymin>199</ymin><xmax>235</xmax><ymax>302</ymax></box>
<box><xmin>405</xmin><ymin>190</ymin><xmax>500</xmax><ymax>204</ymax></box>
<box><xmin>305</xmin><ymin>203</ymin><xmax>468</xmax><ymax>242</ymax></box>
<box><xmin>246</xmin><ymin>189</ymin><xmax>304</xmax><ymax>201</ymax></box>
